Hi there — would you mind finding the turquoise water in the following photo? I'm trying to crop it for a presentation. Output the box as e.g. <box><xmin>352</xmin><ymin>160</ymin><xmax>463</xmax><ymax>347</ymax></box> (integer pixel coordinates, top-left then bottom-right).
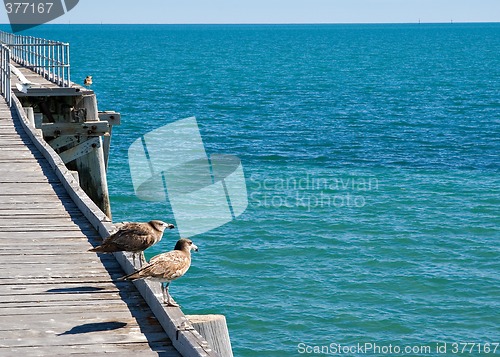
<box><xmin>11</xmin><ymin>23</ymin><xmax>500</xmax><ymax>355</ymax></box>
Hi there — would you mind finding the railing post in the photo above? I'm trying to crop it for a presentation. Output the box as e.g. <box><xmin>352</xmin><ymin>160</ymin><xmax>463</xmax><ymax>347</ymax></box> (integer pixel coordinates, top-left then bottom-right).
<box><xmin>66</xmin><ymin>45</ymin><xmax>71</xmax><ymax>86</ymax></box>
<box><xmin>0</xmin><ymin>43</ymin><xmax>11</xmax><ymax>106</ymax></box>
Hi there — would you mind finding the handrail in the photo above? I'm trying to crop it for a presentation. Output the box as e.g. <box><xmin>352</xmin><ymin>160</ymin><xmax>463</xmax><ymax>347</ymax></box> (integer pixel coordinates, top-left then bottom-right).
<box><xmin>0</xmin><ymin>44</ymin><xmax>11</xmax><ymax>106</ymax></box>
<box><xmin>0</xmin><ymin>31</ymin><xmax>70</xmax><ymax>88</ymax></box>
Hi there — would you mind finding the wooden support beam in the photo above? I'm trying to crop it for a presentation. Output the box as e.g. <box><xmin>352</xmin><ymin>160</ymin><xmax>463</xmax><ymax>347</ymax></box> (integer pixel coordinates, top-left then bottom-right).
<box><xmin>48</xmin><ymin>135</ymin><xmax>78</xmax><ymax>150</ymax></box>
<box><xmin>34</xmin><ymin>113</ymin><xmax>43</xmax><ymax>129</ymax></box>
<box><xmin>98</xmin><ymin>111</ymin><xmax>121</xmax><ymax>126</ymax></box>
<box><xmin>98</xmin><ymin>111</ymin><xmax>121</xmax><ymax>171</ymax></box>
<box><xmin>59</xmin><ymin>137</ymin><xmax>100</xmax><ymax>164</ymax></box>
<box><xmin>73</xmin><ymin>94</ymin><xmax>112</xmax><ymax>219</ymax></box>
<box><xmin>102</xmin><ymin>133</ymin><xmax>111</xmax><ymax>171</ymax></box>
<box><xmin>187</xmin><ymin>315</ymin><xmax>233</xmax><ymax>357</ymax></box>
<box><xmin>41</xmin><ymin>121</ymin><xmax>109</xmax><ymax>137</ymax></box>
<box><xmin>23</xmin><ymin>107</ymin><xmax>35</xmax><ymax>127</ymax></box>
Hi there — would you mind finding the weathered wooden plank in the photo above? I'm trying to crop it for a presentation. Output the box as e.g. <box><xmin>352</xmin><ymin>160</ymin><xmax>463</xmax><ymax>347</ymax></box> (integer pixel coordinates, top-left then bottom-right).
<box><xmin>0</xmin><ymin>224</ymin><xmax>95</xmax><ymax>233</ymax></box>
<box><xmin>0</xmin><ymin>252</ymin><xmax>122</xmax><ymax>263</ymax></box>
<box><xmin>0</xmin><ymin>315</ymin><xmax>161</xmax><ymax>332</ymax></box>
<box><xmin>0</xmin><ymin>212</ymin><xmax>91</xmax><ymax>221</ymax></box>
<box><xmin>0</xmin><ymin>182</ymin><xmax>66</xmax><ymax>195</ymax></box>
<box><xmin>0</xmin><ymin>331</ymin><xmax>171</xmax><ymax>348</ymax></box>
<box><xmin>0</xmin><ymin>210</ymin><xmax>81</xmax><ymax>217</ymax></box>
<box><xmin>0</xmin><ymin>159</ymin><xmax>47</xmax><ymax>167</ymax></box>
<box><xmin>0</xmin><ymin>213</ymin><xmax>93</xmax><ymax>222</ymax></box>
<box><xmin>0</xmin><ymin>292</ymin><xmax>145</xmax><ymax>305</ymax></box>
<box><xmin>0</xmin><ymin>196</ymin><xmax>71</xmax><ymax>203</ymax></box>
<box><xmin>0</xmin><ymin>194</ymin><xmax>71</xmax><ymax>204</ymax></box>
<box><xmin>2</xmin><ymin>345</ymin><xmax>179</xmax><ymax>357</ymax></box>
<box><xmin>0</xmin><ymin>276</ymin><xmax>122</xmax><ymax>285</ymax></box>
<box><xmin>0</xmin><ymin>165</ymin><xmax>47</xmax><ymax>173</ymax></box>
<box><xmin>0</xmin><ymin>312</ymin><xmax>164</xmax><ymax>333</ymax></box>
<box><xmin>0</xmin><ymin>209</ymin><xmax>81</xmax><ymax>216</ymax></box>
<box><xmin>0</xmin><ymin>255</ymin><xmax>122</xmax><ymax>265</ymax></box>
<box><xmin>0</xmin><ymin>176</ymin><xmax>58</xmax><ymax>184</ymax></box>
<box><xmin>0</xmin><ymin>230</ymin><xmax>101</xmax><ymax>239</ymax></box>
<box><xmin>0</xmin><ymin>245</ymin><xmax>93</xmax><ymax>252</ymax></box>
<box><xmin>0</xmin><ymin>236</ymin><xmax>95</xmax><ymax>244</ymax></box>
<box><xmin>0</xmin><ymin>226</ymin><xmax>96</xmax><ymax>233</ymax></box>
<box><xmin>0</xmin><ymin>141</ymin><xmax>31</xmax><ymax>145</ymax></box>
<box><xmin>0</xmin><ymin>271</ymin><xmax>124</xmax><ymax>282</ymax></box>
<box><xmin>0</xmin><ymin>299</ymin><xmax>150</xmax><ymax>314</ymax></box>
<box><xmin>0</xmin><ymin>254</ymin><xmax>115</xmax><ymax>266</ymax></box>
<box><xmin>0</xmin><ymin>282</ymin><xmax>131</xmax><ymax>297</ymax></box>
<box><xmin>0</xmin><ymin>271</ymin><xmax>123</xmax><ymax>282</ymax></box>
<box><xmin>0</xmin><ymin>262</ymin><xmax>111</xmax><ymax>273</ymax></box>
<box><xmin>0</xmin><ymin>204</ymin><xmax>71</xmax><ymax>210</ymax></box>
<box><xmin>0</xmin><ymin>151</ymin><xmax>42</xmax><ymax>159</ymax></box>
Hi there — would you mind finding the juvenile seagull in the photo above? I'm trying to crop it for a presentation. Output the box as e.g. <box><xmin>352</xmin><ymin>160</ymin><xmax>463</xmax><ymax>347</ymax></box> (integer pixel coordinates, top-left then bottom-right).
<box><xmin>88</xmin><ymin>220</ymin><xmax>174</xmax><ymax>267</ymax></box>
<box><xmin>83</xmin><ymin>75</ymin><xmax>92</xmax><ymax>87</ymax></box>
<box><xmin>119</xmin><ymin>238</ymin><xmax>198</xmax><ymax>307</ymax></box>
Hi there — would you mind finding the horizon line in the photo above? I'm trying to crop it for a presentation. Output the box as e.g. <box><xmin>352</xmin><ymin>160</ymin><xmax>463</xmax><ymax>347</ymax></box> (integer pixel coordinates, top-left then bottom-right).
<box><xmin>1</xmin><ymin>21</ymin><xmax>499</xmax><ymax>26</ymax></box>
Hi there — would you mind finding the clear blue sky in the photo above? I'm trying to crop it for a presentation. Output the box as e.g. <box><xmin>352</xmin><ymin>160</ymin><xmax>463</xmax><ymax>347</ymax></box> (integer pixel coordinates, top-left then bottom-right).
<box><xmin>1</xmin><ymin>0</ymin><xmax>499</xmax><ymax>24</ymax></box>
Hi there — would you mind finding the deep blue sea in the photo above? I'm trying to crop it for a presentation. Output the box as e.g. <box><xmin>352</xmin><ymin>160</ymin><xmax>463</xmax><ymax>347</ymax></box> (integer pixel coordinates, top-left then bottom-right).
<box><xmin>8</xmin><ymin>23</ymin><xmax>500</xmax><ymax>356</ymax></box>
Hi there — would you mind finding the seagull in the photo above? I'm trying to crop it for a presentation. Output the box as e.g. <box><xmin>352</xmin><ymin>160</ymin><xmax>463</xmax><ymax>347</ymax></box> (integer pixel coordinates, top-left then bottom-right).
<box><xmin>83</xmin><ymin>75</ymin><xmax>93</xmax><ymax>87</ymax></box>
<box><xmin>118</xmin><ymin>238</ymin><xmax>198</xmax><ymax>307</ymax></box>
<box><xmin>88</xmin><ymin>220</ymin><xmax>175</xmax><ymax>267</ymax></box>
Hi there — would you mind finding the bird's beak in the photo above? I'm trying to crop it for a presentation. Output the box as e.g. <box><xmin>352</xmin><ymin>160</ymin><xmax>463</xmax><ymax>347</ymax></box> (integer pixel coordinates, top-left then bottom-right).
<box><xmin>192</xmin><ymin>244</ymin><xmax>199</xmax><ymax>252</ymax></box>
<box><xmin>168</xmin><ymin>224</ymin><xmax>175</xmax><ymax>229</ymax></box>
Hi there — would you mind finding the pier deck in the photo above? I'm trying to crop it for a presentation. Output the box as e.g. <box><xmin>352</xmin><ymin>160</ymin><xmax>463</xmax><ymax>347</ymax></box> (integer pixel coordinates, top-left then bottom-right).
<box><xmin>9</xmin><ymin>61</ymin><xmax>83</xmax><ymax>97</ymax></box>
<box><xmin>0</xmin><ymin>100</ymin><xmax>180</xmax><ymax>356</ymax></box>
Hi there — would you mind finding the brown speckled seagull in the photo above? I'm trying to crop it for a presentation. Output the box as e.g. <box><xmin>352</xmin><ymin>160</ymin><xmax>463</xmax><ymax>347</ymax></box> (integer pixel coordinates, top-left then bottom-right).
<box><xmin>83</xmin><ymin>75</ymin><xmax>92</xmax><ymax>87</ymax></box>
<box><xmin>88</xmin><ymin>220</ymin><xmax>174</xmax><ymax>267</ymax></box>
<box><xmin>118</xmin><ymin>238</ymin><xmax>198</xmax><ymax>307</ymax></box>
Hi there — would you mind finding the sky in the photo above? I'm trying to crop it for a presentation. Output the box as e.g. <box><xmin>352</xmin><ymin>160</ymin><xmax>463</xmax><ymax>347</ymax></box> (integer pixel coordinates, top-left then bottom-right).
<box><xmin>0</xmin><ymin>0</ymin><xmax>499</xmax><ymax>25</ymax></box>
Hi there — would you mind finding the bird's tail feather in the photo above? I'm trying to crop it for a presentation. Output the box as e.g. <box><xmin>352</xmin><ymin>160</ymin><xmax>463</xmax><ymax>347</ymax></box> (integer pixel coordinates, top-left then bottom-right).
<box><xmin>88</xmin><ymin>246</ymin><xmax>104</xmax><ymax>252</ymax></box>
<box><xmin>118</xmin><ymin>270</ymin><xmax>142</xmax><ymax>281</ymax></box>
<box><xmin>88</xmin><ymin>244</ymin><xmax>118</xmax><ymax>253</ymax></box>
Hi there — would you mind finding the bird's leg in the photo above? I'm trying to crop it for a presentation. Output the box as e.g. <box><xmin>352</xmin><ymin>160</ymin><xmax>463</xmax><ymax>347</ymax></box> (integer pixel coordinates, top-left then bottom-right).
<box><xmin>140</xmin><ymin>252</ymin><xmax>146</xmax><ymax>268</ymax></box>
<box><xmin>161</xmin><ymin>282</ymin><xmax>167</xmax><ymax>302</ymax></box>
<box><xmin>132</xmin><ymin>252</ymin><xmax>137</xmax><ymax>267</ymax></box>
<box><xmin>161</xmin><ymin>282</ymin><xmax>179</xmax><ymax>307</ymax></box>
<box><xmin>131</xmin><ymin>252</ymin><xmax>143</xmax><ymax>268</ymax></box>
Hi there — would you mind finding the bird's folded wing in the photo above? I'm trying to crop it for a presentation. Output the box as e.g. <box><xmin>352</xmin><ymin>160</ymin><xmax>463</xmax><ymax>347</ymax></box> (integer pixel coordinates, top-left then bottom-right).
<box><xmin>108</xmin><ymin>224</ymin><xmax>155</xmax><ymax>251</ymax></box>
<box><xmin>147</xmin><ymin>251</ymin><xmax>190</xmax><ymax>279</ymax></box>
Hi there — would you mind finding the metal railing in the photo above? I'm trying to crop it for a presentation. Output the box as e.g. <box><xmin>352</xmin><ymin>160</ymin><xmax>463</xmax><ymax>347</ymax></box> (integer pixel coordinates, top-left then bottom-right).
<box><xmin>0</xmin><ymin>44</ymin><xmax>11</xmax><ymax>106</ymax></box>
<box><xmin>0</xmin><ymin>31</ymin><xmax>71</xmax><ymax>88</ymax></box>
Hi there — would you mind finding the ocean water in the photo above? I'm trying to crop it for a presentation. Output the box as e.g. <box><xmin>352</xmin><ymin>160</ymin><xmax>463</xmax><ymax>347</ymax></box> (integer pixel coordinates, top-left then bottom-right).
<box><xmin>11</xmin><ymin>23</ymin><xmax>500</xmax><ymax>356</ymax></box>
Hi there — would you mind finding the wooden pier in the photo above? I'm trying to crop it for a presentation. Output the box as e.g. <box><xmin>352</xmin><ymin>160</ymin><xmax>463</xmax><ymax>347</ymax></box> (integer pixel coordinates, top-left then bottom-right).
<box><xmin>0</xmin><ymin>32</ymin><xmax>231</xmax><ymax>356</ymax></box>
<box><xmin>0</xmin><ymin>100</ymin><xmax>180</xmax><ymax>356</ymax></box>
